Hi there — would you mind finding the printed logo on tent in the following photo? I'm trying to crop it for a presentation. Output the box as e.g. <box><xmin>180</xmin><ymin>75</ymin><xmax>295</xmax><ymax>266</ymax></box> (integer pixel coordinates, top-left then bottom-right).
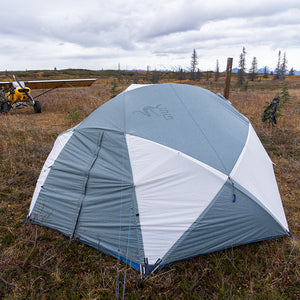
<box><xmin>133</xmin><ymin>104</ymin><xmax>173</xmax><ymax>120</ymax></box>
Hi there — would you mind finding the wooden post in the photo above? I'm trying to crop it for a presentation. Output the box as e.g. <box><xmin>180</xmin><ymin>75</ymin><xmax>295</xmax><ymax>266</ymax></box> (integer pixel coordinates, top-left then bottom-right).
<box><xmin>224</xmin><ymin>57</ymin><xmax>233</xmax><ymax>99</ymax></box>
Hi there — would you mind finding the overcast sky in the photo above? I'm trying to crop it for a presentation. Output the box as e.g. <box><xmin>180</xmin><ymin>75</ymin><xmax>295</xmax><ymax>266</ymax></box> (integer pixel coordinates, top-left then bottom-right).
<box><xmin>1</xmin><ymin>0</ymin><xmax>299</xmax><ymax>72</ymax></box>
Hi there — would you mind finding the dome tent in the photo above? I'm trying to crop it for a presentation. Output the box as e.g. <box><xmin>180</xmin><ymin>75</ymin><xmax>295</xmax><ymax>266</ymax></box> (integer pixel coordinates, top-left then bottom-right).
<box><xmin>27</xmin><ymin>83</ymin><xmax>289</xmax><ymax>280</ymax></box>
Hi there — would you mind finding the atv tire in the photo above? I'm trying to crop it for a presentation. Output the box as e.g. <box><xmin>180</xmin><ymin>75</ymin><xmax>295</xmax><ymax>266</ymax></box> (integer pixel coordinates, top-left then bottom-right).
<box><xmin>34</xmin><ymin>101</ymin><xmax>41</xmax><ymax>113</ymax></box>
<box><xmin>1</xmin><ymin>102</ymin><xmax>9</xmax><ymax>114</ymax></box>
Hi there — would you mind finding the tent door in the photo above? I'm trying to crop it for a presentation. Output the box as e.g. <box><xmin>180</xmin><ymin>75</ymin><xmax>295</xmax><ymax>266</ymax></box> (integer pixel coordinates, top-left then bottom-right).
<box><xmin>70</xmin><ymin>131</ymin><xmax>104</xmax><ymax>238</ymax></box>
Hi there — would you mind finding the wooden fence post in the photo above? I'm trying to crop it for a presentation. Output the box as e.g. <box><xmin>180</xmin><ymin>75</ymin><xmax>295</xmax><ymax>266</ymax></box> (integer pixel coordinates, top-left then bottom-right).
<box><xmin>224</xmin><ymin>57</ymin><xmax>233</xmax><ymax>99</ymax></box>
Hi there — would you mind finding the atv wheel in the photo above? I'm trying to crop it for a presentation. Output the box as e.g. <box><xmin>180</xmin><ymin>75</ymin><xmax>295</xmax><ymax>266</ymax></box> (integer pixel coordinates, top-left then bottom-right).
<box><xmin>34</xmin><ymin>101</ymin><xmax>41</xmax><ymax>113</ymax></box>
<box><xmin>2</xmin><ymin>102</ymin><xmax>9</xmax><ymax>114</ymax></box>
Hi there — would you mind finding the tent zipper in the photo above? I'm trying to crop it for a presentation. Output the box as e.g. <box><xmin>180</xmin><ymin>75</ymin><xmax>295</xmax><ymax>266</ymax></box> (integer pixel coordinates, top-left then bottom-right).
<box><xmin>70</xmin><ymin>131</ymin><xmax>104</xmax><ymax>239</ymax></box>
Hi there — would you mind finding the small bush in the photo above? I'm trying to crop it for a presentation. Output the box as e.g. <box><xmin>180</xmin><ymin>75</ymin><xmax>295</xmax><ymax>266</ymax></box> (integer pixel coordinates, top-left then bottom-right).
<box><xmin>65</xmin><ymin>107</ymin><xmax>83</xmax><ymax>124</ymax></box>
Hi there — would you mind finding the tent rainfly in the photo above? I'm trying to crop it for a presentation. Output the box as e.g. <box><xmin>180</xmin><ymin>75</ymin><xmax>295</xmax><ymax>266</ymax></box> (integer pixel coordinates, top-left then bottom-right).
<box><xmin>27</xmin><ymin>83</ymin><xmax>289</xmax><ymax>280</ymax></box>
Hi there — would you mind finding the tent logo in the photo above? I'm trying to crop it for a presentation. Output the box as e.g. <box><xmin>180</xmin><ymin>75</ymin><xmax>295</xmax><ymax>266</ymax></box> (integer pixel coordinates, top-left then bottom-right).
<box><xmin>134</xmin><ymin>104</ymin><xmax>173</xmax><ymax>120</ymax></box>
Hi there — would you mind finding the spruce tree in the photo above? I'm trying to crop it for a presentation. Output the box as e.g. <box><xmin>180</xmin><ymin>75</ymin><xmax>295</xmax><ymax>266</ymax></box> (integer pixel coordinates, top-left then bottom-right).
<box><xmin>263</xmin><ymin>66</ymin><xmax>269</xmax><ymax>78</ymax></box>
<box><xmin>215</xmin><ymin>59</ymin><xmax>220</xmax><ymax>82</ymax></box>
<box><xmin>190</xmin><ymin>49</ymin><xmax>198</xmax><ymax>80</ymax></box>
<box><xmin>289</xmin><ymin>67</ymin><xmax>295</xmax><ymax>76</ymax></box>
<box><xmin>134</xmin><ymin>71</ymin><xmax>138</xmax><ymax>83</ymax></box>
<box><xmin>152</xmin><ymin>69</ymin><xmax>160</xmax><ymax>83</ymax></box>
<box><xmin>196</xmin><ymin>68</ymin><xmax>202</xmax><ymax>81</ymax></box>
<box><xmin>237</xmin><ymin>47</ymin><xmax>246</xmax><ymax>85</ymax></box>
<box><xmin>280</xmin><ymin>84</ymin><xmax>290</xmax><ymax>102</ymax></box>
<box><xmin>146</xmin><ymin>65</ymin><xmax>150</xmax><ymax>81</ymax></box>
<box><xmin>274</xmin><ymin>50</ymin><xmax>281</xmax><ymax>80</ymax></box>
<box><xmin>280</xmin><ymin>52</ymin><xmax>287</xmax><ymax>80</ymax></box>
<box><xmin>248</xmin><ymin>57</ymin><xmax>258</xmax><ymax>81</ymax></box>
<box><xmin>178</xmin><ymin>68</ymin><xmax>184</xmax><ymax>81</ymax></box>
<box><xmin>205</xmin><ymin>71</ymin><xmax>211</xmax><ymax>81</ymax></box>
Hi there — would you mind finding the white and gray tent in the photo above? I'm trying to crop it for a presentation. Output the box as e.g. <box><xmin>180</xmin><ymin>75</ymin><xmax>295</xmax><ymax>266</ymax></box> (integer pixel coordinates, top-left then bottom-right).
<box><xmin>27</xmin><ymin>83</ymin><xmax>289</xmax><ymax>279</ymax></box>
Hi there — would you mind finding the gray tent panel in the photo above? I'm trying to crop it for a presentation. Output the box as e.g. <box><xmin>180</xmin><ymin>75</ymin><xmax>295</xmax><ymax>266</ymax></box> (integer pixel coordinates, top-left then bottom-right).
<box><xmin>162</xmin><ymin>179</ymin><xmax>286</xmax><ymax>265</ymax></box>
<box><xmin>168</xmin><ymin>84</ymin><xmax>249</xmax><ymax>173</ymax></box>
<box><xmin>77</xmin><ymin>94</ymin><xmax>126</xmax><ymax>133</ymax></box>
<box><xmin>124</xmin><ymin>85</ymin><xmax>226</xmax><ymax>173</ymax></box>
<box><xmin>31</xmin><ymin>129</ymin><xmax>145</xmax><ymax>265</ymax></box>
<box><xmin>73</xmin><ymin>130</ymin><xmax>144</xmax><ymax>264</ymax></box>
<box><xmin>78</xmin><ymin>84</ymin><xmax>249</xmax><ymax>174</ymax></box>
<box><xmin>30</xmin><ymin>129</ymin><xmax>104</xmax><ymax>235</ymax></box>
<box><xmin>124</xmin><ymin>84</ymin><xmax>249</xmax><ymax>174</ymax></box>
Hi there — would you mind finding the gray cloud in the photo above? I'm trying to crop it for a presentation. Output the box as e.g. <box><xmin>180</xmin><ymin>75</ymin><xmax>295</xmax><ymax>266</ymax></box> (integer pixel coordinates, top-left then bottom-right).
<box><xmin>0</xmin><ymin>0</ymin><xmax>299</xmax><ymax>70</ymax></box>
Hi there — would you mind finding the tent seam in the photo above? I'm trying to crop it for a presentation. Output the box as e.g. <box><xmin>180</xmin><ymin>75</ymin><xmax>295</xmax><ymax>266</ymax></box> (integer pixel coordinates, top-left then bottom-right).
<box><xmin>124</xmin><ymin>134</ymin><xmax>146</xmax><ymax>265</ymax></box>
<box><xmin>230</xmin><ymin>180</ymin><xmax>289</xmax><ymax>233</ymax></box>
<box><xmin>160</xmin><ymin>179</ymin><xmax>228</xmax><ymax>264</ymax></box>
<box><xmin>70</xmin><ymin>130</ymin><xmax>104</xmax><ymax>238</ymax></box>
<box><xmin>169</xmin><ymin>84</ymin><xmax>229</xmax><ymax>174</ymax></box>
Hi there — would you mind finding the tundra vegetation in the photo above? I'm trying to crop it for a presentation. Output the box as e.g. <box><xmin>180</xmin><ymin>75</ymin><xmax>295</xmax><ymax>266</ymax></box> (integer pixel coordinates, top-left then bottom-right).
<box><xmin>0</xmin><ymin>69</ymin><xmax>299</xmax><ymax>299</ymax></box>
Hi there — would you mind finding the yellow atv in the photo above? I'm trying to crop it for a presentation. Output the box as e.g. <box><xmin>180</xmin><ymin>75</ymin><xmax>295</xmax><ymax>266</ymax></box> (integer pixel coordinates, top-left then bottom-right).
<box><xmin>0</xmin><ymin>75</ymin><xmax>96</xmax><ymax>114</ymax></box>
<box><xmin>0</xmin><ymin>76</ymin><xmax>41</xmax><ymax>113</ymax></box>
<box><xmin>7</xmin><ymin>77</ymin><xmax>41</xmax><ymax>113</ymax></box>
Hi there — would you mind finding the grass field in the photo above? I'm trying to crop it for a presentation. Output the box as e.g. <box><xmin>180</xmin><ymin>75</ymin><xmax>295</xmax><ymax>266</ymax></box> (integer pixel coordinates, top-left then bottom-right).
<box><xmin>0</xmin><ymin>71</ymin><xmax>299</xmax><ymax>299</ymax></box>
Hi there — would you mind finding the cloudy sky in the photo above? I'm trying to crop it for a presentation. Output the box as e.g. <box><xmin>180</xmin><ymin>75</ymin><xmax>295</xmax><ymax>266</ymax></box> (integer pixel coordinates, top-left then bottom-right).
<box><xmin>1</xmin><ymin>0</ymin><xmax>299</xmax><ymax>72</ymax></box>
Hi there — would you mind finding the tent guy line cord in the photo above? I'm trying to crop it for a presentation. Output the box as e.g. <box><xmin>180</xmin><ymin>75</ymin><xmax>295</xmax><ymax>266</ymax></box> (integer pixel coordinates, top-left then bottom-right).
<box><xmin>273</xmin><ymin>163</ymin><xmax>300</xmax><ymax>184</ymax></box>
<box><xmin>289</xmin><ymin>233</ymin><xmax>300</xmax><ymax>240</ymax></box>
<box><xmin>122</xmin><ymin>207</ymin><xmax>133</xmax><ymax>300</ymax></box>
<box><xmin>32</xmin><ymin>82</ymin><xmax>68</xmax><ymax>99</ymax></box>
<box><xmin>32</xmin><ymin>86</ymin><xmax>60</xmax><ymax>99</ymax></box>
<box><xmin>66</xmin><ymin>83</ymin><xmax>106</xmax><ymax>103</ymax></box>
<box><xmin>254</xmin><ymin>126</ymin><xmax>300</xmax><ymax>169</ymax></box>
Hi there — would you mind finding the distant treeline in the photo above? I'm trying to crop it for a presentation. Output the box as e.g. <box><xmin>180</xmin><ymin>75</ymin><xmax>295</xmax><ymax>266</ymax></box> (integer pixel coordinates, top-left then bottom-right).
<box><xmin>0</xmin><ymin>68</ymin><xmax>297</xmax><ymax>84</ymax></box>
<box><xmin>0</xmin><ymin>68</ymin><xmax>224</xmax><ymax>82</ymax></box>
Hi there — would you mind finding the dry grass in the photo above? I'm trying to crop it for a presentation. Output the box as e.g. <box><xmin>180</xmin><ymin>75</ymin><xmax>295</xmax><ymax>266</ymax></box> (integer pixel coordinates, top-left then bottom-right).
<box><xmin>0</xmin><ymin>73</ymin><xmax>299</xmax><ymax>299</ymax></box>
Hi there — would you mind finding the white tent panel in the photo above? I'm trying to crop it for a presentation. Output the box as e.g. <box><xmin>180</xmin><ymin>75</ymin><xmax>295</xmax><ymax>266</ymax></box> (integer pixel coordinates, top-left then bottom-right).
<box><xmin>126</xmin><ymin>134</ymin><xmax>227</xmax><ymax>264</ymax></box>
<box><xmin>28</xmin><ymin>129</ymin><xmax>74</xmax><ymax>216</ymax></box>
<box><xmin>230</xmin><ymin>124</ymin><xmax>289</xmax><ymax>231</ymax></box>
<box><xmin>121</xmin><ymin>84</ymin><xmax>152</xmax><ymax>94</ymax></box>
